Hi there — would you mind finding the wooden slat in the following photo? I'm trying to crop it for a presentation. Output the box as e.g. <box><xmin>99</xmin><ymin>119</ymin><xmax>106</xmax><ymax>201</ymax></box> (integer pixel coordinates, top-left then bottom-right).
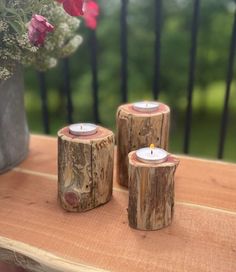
<box><xmin>175</xmin><ymin>155</ymin><xmax>236</xmax><ymax>211</ymax></box>
<box><xmin>0</xmin><ymin>170</ymin><xmax>236</xmax><ymax>272</ymax></box>
<box><xmin>17</xmin><ymin>135</ymin><xmax>236</xmax><ymax>212</ymax></box>
<box><xmin>0</xmin><ymin>262</ymin><xmax>25</xmax><ymax>272</ymax></box>
<box><xmin>1</xmin><ymin>135</ymin><xmax>236</xmax><ymax>271</ymax></box>
<box><xmin>0</xmin><ymin>237</ymin><xmax>107</xmax><ymax>272</ymax></box>
<box><xmin>18</xmin><ymin>135</ymin><xmax>57</xmax><ymax>175</ymax></box>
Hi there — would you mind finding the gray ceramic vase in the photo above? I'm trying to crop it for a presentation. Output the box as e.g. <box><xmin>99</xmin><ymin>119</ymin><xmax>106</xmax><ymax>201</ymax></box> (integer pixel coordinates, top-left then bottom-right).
<box><xmin>0</xmin><ymin>65</ymin><xmax>29</xmax><ymax>174</ymax></box>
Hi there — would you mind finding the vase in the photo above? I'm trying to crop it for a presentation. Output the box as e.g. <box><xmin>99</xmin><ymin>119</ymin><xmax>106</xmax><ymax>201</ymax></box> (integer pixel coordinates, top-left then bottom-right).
<box><xmin>0</xmin><ymin>64</ymin><xmax>29</xmax><ymax>174</ymax></box>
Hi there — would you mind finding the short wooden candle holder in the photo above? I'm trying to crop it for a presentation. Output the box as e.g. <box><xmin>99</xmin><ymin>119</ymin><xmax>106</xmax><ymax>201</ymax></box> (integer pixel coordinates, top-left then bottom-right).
<box><xmin>58</xmin><ymin>126</ymin><xmax>115</xmax><ymax>212</ymax></box>
<box><xmin>128</xmin><ymin>151</ymin><xmax>179</xmax><ymax>231</ymax></box>
<box><xmin>116</xmin><ymin>102</ymin><xmax>170</xmax><ymax>187</ymax></box>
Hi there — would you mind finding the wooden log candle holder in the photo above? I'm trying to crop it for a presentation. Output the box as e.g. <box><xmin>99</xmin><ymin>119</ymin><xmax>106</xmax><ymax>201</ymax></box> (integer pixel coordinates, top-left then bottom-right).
<box><xmin>58</xmin><ymin>124</ymin><xmax>115</xmax><ymax>212</ymax></box>
<box><xmin>116</xmin><ymin>102</ymin><xmax>170</xmax><ymax>187</ymax></box>
<box><xmin>128</xmin><ymin>149</ymin><xmax>179</xmax><ymax>230</ymax></box>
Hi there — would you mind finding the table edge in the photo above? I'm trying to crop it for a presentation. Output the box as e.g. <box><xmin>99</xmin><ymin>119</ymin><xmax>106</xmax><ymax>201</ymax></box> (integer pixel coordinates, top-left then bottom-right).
<box><xmin>0</xmin><ymin>236</ymin><xmax>108</xmax><ymax>272</ymax></box>
<box><xmin>31</xmin><ymin>134</ymin><xmax>236</xmax><ymax>167</ymax></box>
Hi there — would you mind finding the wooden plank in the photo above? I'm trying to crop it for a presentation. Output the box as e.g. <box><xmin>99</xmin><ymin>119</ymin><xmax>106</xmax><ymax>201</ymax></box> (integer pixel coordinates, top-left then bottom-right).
<box><xmin>19</xmin><ymin>135</ymin><xmax>57</xmax><ymax>175</ymax></box>
<box><xmin>0</xmin><ymin>170</ymin><xmax>236</xmax><ymax>272</ymax></box>
<box><xmin>0</xmin><ymin>237</ymin><xmax>107</xmax><ymax>272</ymax></box>
<box><xmin>175</xmin><ymin>155</ymin><xmax>236</xmax><ymax>211</ymax></box>
<box><xmin>17</xmin><ymin>135</ymin><xmax>236</xmax><ymax>212</ymax></box>
<box><xmin>0</xmin><ymin>262</ymin><xmax>25</xmax><ymax>272</ymax></box>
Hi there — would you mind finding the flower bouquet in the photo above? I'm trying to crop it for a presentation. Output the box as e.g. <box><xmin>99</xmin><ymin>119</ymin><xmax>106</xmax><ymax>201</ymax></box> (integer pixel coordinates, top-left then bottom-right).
<box><xmin>0</xmin><ymin>0</ymin><xmax>99</xmax><ymax>80</ymax></box>
<box><xmin>0</xmin><ymin>0</ymin><xmax>99</xmax><ymax>173</ymax></box>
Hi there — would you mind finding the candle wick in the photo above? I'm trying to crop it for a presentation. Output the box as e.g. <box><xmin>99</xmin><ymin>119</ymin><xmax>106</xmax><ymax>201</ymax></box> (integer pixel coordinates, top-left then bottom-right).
<box><xmin>151</xmin><ymin>150</ymin><xmax>153</xmax><ymax>155</ymax></box>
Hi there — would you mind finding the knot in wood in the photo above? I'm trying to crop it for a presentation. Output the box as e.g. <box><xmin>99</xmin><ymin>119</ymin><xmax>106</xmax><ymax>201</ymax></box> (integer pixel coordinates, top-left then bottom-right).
<box><xmin>64</xmin><ymin>191</ymin><xmax>79</xmax><ymax>208</ymax></box>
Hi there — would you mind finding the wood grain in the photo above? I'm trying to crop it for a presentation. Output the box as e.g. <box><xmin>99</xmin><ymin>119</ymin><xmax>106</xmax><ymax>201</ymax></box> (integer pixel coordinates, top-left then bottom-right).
<box><xmin>0</xmin><ymin>262</ymin><xmax>25</xmax><ymax>272</ymax></box>
<box><xmin>58</xmin><ymin>127</ymin><xmax>114</xmax><ymax>212</ymax></box>
<box><xmin>128</xmin><ymin>152</ymin><xmax>179</xmax><ymax>230</ymax></box>
<box><xmin>116</xmin><ymin>103</ymin><xmax>170</xmax><ymax>187</ymax></box>
<box><xmin>18</xmin><ymin>135</ymin><xmax>236</xmax><ymax>212</ymax></box>
<box><xmin>1</xmin><ymin>135</ymin><xmax>235</xmax><ymax>272</ymax></box>
<box><xmin>0</xmin><ymin>170</ymin><xmax>236</xmax><ymax>272</ymax></box>
<box><xmin>0</xmin><ymin>237</ymin><xmax>107</xmax><ymax>272</ymax></box>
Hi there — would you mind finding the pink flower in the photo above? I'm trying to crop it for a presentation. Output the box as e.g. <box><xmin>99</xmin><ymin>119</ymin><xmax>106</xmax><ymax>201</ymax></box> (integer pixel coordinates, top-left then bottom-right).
<box><xmin>83</xmin><ymin>0</ymin><xmax>99</xmax><ymax>30</ymax></box>
<box><xmin>28</xmin><ymin>15</ymin><xmax>54</xmax><ymax>46</ymax></box>
<box><xmin>57</xmin><ymin>0</ymin><xmax>84</xmax><ymax>16</ymax></box>
<box><xmin>57</xmin><ymin>0</ymin><xmax>99</xmax><ymax>30</ymax></box>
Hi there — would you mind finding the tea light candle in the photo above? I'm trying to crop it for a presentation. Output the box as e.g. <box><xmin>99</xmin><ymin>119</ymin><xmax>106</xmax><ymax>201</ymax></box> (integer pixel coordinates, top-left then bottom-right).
<box><xmin>128</xmin><ymin>150</ymin><xmax>179</xmax><ymax>231</ymax></box>
<box><xmin>69</xmin><ymin>123</ymin><xmax>97</xmax><ymax>136</ymax></box>
<box><xmin>132</xmin><ymin>101</ymin><xmax>159</xmax><ymax>113</ymax></box>
<box><xmin>136</xmin><ymin>145</ymin><xmax>168</xmax><ymax>164</ymax></box>
<box><xmin>116</xmin><ymin>102</ymin><xmax>170</xmax><ymax>187</ymax></box>
<box><xmin>58</xmin><ymin>125</ymin><xmax>115</xmax><ymax>212</ymax></box>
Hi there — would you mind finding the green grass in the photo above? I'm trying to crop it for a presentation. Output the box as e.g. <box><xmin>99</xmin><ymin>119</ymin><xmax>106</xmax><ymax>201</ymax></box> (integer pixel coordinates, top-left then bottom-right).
<box><xmin>25</xmin><ymin>81</ymin><xmax>236</xmax><ymax>162</ymax></box>
<box><xmin>168</xmin><ymin>82</ymin><xmax>236</xmax><ymax>162</ymax></box>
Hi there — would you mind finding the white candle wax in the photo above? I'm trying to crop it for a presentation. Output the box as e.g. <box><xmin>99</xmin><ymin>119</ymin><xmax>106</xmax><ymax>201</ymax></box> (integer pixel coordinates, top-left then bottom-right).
<box><xmin>132</xmin><ymin>101</ymin><xmax>159</xmax><ymax>113</ymax></box>
<box><xmin>69</xmin><ymin>123</ymin><xmax>97</xmax><ymax>136</ymax></box>
<box><xmin>136</xmin><ymin>147</ymin><xmax>168</xmax><ymax>164</ymax></box>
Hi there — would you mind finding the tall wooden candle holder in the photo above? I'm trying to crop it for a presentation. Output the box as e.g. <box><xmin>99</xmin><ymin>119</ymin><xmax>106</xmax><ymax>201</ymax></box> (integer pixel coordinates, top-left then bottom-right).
<box><xmin>58</xmin><ymin>125</ymin><xmax>115</xmax><ymax>212</ymax></box>
<box><xmin>128</xmin><ymin>149</ymin><xmax>179</xmax><ymax>231</ymax></box>
<box><xmin>116</xmin><ymin>102</ymin><xmax>170</xmax><ymax>187</ymax></box>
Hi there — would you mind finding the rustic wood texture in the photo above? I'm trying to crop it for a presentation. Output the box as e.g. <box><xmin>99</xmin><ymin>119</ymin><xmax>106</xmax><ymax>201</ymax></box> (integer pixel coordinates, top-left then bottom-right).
<box><xmin>18</xmin><ymin>135</ymin><xmax>236</xmax><ymax>211</ymax></box>
<box><xmin>0</xmin><ymin>237</ymin><xmax>107</xmax><ymax>272</ymax></box>
<box><xmin>128</xmin><ymin>152</ymin><xmax>179</xmax><ymax>230</ymax></box>
<box><xmin>58</xmin><ymin>126</ymin><xmax>114</xmax><ymax>212</ymax></box>
<box><xmin>0</xmin><ymin>135</ymin><xmax>235</xmax><ymax>272</ymax></box>
<box><xmin>0</xmin><ymin>262</ymin><xmax>25</xmax><ymax>272</ymax></box>
<box><xmin>116</xmin><ymin>103</ymin><xmax>170</xmax><ymax>187</ymax></box>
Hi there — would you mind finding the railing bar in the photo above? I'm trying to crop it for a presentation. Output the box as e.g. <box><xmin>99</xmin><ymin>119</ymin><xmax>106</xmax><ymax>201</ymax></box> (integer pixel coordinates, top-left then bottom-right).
<box><xmin>152</xmin><ymin>0</ymin><xmax>162</xmax><ymax>100</ymax></box>
<box><xmin>62</xmin><ymin>58</ymin><xmax>73</xmax><ymax>124</ymax></box>
<box><xmin>89</xmin><ymin>30</ymin><xmax>100</xmax><ymax>124</ymax></box>
<box><xmin>183</xmin><ymin>0</ymin><xmax>200</xmax><ymax>154</ymax></box>
<box><xmin>217</xmin><ymin>8</ymin><xmax>236</xmax><ymax>159</ymax></box>
<box><xmin>37</xmin><ymin>72</ymin><xmax>50</xmax><ymax>134</ymax></box>
<box><xmin>120</xmin><ymin>0</ymin><xmax>128</xmax><ymax>103</ymax></box>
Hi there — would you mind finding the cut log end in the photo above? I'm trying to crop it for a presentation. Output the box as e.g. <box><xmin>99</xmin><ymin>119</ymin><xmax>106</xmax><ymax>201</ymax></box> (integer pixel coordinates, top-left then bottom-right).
<box><xmin>128</xmin><ymin>151</ymin><xmax>179</xmax><ymax>230</ymax></box>
<box><xmin>116</xmin><ymin>103</ymin><xmax>170</xmax><ymax>187</ymax></box>
<box><xmin>58</xmin><ymin>126</ymin><xmax>115</xmax><ymax>212</ymax></box>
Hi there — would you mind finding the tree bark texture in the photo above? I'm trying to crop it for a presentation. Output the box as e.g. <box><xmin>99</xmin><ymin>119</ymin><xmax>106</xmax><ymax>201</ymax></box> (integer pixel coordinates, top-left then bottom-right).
<box><xmin>116</xmin><ymin>103</ymin><xmax>170</xmax><ymax>187</ymax></box>
<box><xmin>128</xmin><ymin>151</ymin><xmax>179</xmax><ymax>230</ymax></box>
<box><xmin>58</xmin><ymin>126</ymin><xmax>114</xmax><ymax>212</ymax></box>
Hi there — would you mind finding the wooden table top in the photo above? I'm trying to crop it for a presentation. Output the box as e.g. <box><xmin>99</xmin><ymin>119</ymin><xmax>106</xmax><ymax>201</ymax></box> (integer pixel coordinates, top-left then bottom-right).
<box><xmin>0</xmin><ymin>135</ymin><xmax>236</xmax><ymax>272</ymax></box>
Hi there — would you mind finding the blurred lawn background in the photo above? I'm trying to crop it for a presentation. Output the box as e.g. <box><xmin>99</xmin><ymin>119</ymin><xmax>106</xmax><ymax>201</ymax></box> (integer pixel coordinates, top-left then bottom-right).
<box><xmin>24</xmin><ymin>0</ymin><xmax>236</xmax><ymax>161</ymax></box>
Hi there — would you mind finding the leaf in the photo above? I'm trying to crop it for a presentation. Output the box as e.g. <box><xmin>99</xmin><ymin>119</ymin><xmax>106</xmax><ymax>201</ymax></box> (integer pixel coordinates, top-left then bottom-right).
<box><xmin>7</xmin><ymin>21</ymin><xmax>20</xmax><ymax>33</ymax></box>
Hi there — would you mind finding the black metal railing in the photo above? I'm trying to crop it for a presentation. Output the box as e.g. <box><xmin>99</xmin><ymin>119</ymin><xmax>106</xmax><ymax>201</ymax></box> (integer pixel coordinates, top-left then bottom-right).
<box><xmin>37</xmin><ymin>0</ymin><xmax>236</xmax><ymax>160</ymax></box>
<box><xmin>120</xmin><ymin>0</ymin><xmax>128</xmax><ymax>103</ymax></box>
<box><xmin>62</xmin><ymin>58</ymin><xmax>73</xmax><ymax>125</ymax></box>
<box><xmin>152</xmin><ymin>0</ymin><xmax>162</xmax><ymax>100</ymax></box>
<box><xmin>183</xmin><ymin>0</ymin><xmax>200</xmax><ymax>155</ymax></box>
<box><xmin>218</xmin><ymin>6</ymin><xmax>236</xmax><ymax>159</ymax></box>
<box><xmin>38</xmin><ymin>72</ymin><xmax>50</xmax><ymax>134</ymax></box>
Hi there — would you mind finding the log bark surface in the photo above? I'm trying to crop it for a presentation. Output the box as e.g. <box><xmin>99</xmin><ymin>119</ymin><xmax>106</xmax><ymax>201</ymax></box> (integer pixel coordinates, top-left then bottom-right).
<box><xmin>58</xmin><ymin>126</ymin><xmax>114</xmax><ymax>212</ymax></box>
<box><xmin>128</xmin><ymin>151</ymin><xmax>179</xmax><ymax>230</ymax></box>
<box><xmin>116</xmin><ymin>103</ymin><xmax>170</xmax><ymax>187</ymax></box>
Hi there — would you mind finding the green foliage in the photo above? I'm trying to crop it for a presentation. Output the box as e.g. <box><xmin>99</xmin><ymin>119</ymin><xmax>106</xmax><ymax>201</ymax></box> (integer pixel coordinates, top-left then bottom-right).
<box><xmin>0</xmin><ymin>0</ymin><xmax>82</xmax><ymax>79</ymax></box>
<box><xmin>24</xmin><ymin>0</ymin><xmax>236</xmax><ymax>161</ymax></box>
